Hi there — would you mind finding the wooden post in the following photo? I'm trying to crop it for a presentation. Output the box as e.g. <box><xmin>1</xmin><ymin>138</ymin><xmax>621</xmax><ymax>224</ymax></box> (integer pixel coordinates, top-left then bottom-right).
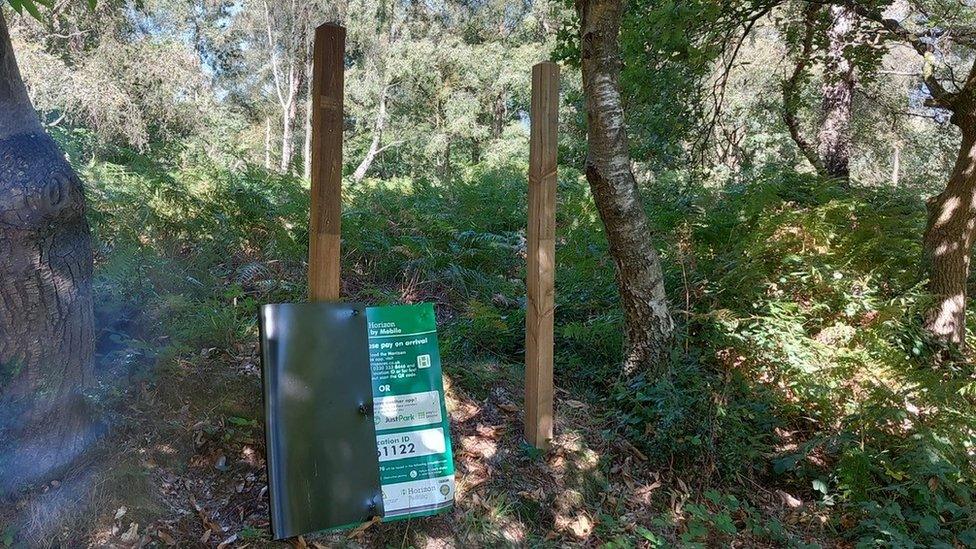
<box><xmin>309</xmin><ymin>23</ymin><xmax>345</xmax><ymax>301</ymax></box>
<box><xmin>525</xmin><ymin>62</ymin><xmax>558</xmax><ymax>449</ymax></box>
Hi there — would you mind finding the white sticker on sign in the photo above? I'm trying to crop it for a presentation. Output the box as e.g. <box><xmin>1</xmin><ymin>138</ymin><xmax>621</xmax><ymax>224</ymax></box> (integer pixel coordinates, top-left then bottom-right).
<box><xmin>382</xmin><ymin>475</ymin><xmax>455</xmax><ymax>516</ymax></box>
<box><xmin>376</xmin><ymin>427</ymin><xmax>447</xmax><ymax>463</ymax></box>
<box><xmin>374</xmin><ymin>390</ymin><xmax>442</xmax><ymax>430</ymax></box>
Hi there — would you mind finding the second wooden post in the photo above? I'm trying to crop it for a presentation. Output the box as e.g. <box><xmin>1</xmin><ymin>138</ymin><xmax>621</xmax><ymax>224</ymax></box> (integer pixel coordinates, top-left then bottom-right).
<box><xmin>525</xmin><ymin>61</ymin><xmax>558</xmax><ymax>449</ymax></box>
<box><xmin>309</xmin><ymin>23</ymin><xmax>345</xmax><ymax>301</ymax></box>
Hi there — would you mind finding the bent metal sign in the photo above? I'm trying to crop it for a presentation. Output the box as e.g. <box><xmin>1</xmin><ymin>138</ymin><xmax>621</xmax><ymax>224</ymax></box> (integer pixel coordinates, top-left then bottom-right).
<box><xmin>259</xmin><ymin>302</ymin><xmax>454</xmax><ymax>539</ymax></box>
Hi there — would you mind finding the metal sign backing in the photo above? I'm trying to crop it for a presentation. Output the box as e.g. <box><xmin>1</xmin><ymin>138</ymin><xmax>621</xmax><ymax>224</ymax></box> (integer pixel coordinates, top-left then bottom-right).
<box><xmin>259</xmin><ymin>302</ymin><xmax>383</xmax><ymax>539</ymax></box>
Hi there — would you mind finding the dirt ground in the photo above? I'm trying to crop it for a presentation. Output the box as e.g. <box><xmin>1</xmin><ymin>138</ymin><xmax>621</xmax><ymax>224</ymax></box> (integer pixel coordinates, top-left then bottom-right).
<box><xmin>1</xmin><ymin>334</ymin><xmax>826</xmax><ymax>548</ymax></box>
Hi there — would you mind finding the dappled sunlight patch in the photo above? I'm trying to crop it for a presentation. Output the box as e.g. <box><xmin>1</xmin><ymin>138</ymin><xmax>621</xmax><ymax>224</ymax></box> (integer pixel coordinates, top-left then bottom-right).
<box><xmin>551</xmin><ymin>489</ymin><xmax>594</xmax><ymax>540</ymax></box>
<box><xmin>460</xmin><ymin>429</ymin><xmax>500</xmax><ymax>461</ymax></box>
<box><xmin>770</xmin><ymin>223</ymin><xmax>831</xmax><ymax>255</ymax></box>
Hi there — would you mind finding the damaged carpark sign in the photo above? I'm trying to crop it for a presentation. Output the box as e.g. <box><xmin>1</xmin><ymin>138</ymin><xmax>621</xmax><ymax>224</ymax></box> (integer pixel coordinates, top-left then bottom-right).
<box><xmin>367</xmin><ymin>303</ymin><xmax>455</xmax><ymax>520</ymax></box>
<box><xmin>259</xmin><ymin>302</ymin><xmax>454</xmax><ymax>540</ymax></box>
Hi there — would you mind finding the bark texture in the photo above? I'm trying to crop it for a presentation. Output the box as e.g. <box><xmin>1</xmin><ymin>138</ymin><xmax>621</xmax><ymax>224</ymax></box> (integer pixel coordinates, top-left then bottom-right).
<box><xmin>279</xmin><ymin>71</ymin><xmax>302</xmax><ymax>173</ymax></box>
<box><xmin>822</xmin><ymin>2</ymin><xmax>976</xmax><ymax>345</ymax></box>
<box><xmin>817</xmin><ymin>4</ymin><xmax>856</xmax><ymax>180</ymax></box>
<box><xmin>923</xmin><ymin>97</ymin><xmax>976</xmax><ymax>346</ymax></box>
<box><xmin>0</xmin><ymin>12</ymin><xmax>97</xmax><ymax>490</ymax></box>
<box><xmin>303</xmin><ymin>55</ymin><xmax>313</xmax><ymax>180</ymax></box>
<box><xmin>782</xmin><ymin>4</ymin><xmax>856</xmax><ymax>180</ymax></box>
<box><xmin>576</xmin><ymin>0</ymin><xmax>674</xmax><ymax>374</ymax></box>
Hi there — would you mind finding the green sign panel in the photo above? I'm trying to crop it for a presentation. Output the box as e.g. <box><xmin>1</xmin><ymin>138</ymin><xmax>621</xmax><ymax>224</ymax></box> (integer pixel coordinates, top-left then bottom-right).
<box><xmin>366</xmin><ymin>303</ymin><xmax>455</xmax><ymax>520</ymax></box>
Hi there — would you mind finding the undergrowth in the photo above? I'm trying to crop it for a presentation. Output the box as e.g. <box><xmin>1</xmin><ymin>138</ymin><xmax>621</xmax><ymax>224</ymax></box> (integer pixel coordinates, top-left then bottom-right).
<box><xmin>69</xmin><ymin>129</ymin><xmax>976</xmax><ymax>547</ymax></box>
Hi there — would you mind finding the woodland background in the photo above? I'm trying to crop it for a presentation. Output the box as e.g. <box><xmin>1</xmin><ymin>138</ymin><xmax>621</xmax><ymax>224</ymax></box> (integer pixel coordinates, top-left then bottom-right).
<box><xmin>1</xmin><ymin>0</ymin><xmax>975</xmax><ymax>547</ymax></box>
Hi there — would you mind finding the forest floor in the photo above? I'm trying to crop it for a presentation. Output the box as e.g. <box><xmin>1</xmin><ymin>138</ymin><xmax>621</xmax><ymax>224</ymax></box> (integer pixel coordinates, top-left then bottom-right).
<box><xmin>5</xmin><ymin>333</ymin><xmax>828</xmax><ymax>548</ymax></box>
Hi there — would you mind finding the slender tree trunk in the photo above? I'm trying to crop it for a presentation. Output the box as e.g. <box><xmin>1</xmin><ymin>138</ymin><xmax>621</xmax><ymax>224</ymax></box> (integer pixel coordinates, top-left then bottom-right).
<box><xmin>922</xmin><ymin>102</ymin><xmax>976</xmax><ymax>347</ymax></box>
<box><xmin>892</xmin><ymin>143</ymin><xmax>900</xmax><ymax>186</ymax></box>
<box><xmin>264</xmin><ymin>116</ymin><xmax>272</xmax><ymax>170</ymax></box>
<box><xmin>303</xmin><ymin>59</ymin><xmax>313</xmax><ymax>180</ymax></box>
<box><xmin>279</xmin><ymin>68</ymin><xmax>302</xmax><ymax>174</ymax></box>
<box><xmin>817</xmin><ymin>4</ymin><xmax>856</xmax><ymax>180</ymax></box>
<box><xmin>263</xmin><ymin>0</ymin><xmax>308</xmax><ymax>175</ymax></box>
<box><xmin>441</xmin><ymin>138</ymin><xmax>451</xmax><ymax>181</ymax></box>
<box><xmin>301</xmin><ymin>27</ymin><xmax>313</xmax><ymax>181</ymax></box>
<box><xmin>280</xmin><ymin>110</ymin><xmax>294</xmax><ymax>173</ymax></box>
<box><xmin>353</xmin><ymin>85</ymin><xmax>389</xmax><ymax>183</ymax></box>
<box><xmin>0</xmin><ymin>11</ymin><xmax>96</xmax><ymax>490</ymax></box>
<box><xmin>576</xmin><ymin>0</ymin><xmax>673</xmax><ymax>374</ymax></box>
<box><xmin>782</xmin><ymin>4</ymin><xmax>825</xmax><ymax>174</ymax></box>
<box><xmin>492</xmin><ymin>92</ymin><xmax>505</xmax><ymax>138</ymax></box>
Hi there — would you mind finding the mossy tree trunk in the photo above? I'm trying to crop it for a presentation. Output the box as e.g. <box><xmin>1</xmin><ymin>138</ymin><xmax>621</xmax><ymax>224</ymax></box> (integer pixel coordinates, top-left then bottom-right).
<box><xmin>817</xmin><ymin>4</ymin><xmax>856</xmax><ymax>180</ymax></box>
<box><xmin>782</xmin><ymin>4</ymin><xmax>856</xmax><ymax>180</ymax></box>
<box><xmin>576</xmin><ymin>0</ymin><xmax>674</xmax><ymax>375</ymax></box>
<box><xmin>0</xmin><ymin>11</ymin><xmax>96</xmax><ymax>490</ymax></box>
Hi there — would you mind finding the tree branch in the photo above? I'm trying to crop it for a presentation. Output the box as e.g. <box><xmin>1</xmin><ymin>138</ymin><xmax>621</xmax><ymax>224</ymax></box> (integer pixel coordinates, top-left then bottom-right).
<box><xmin>805</xmin><ymin>0</ymin><xmax>959</xmax><ymax>107</ymax></box>
<box><xmin>262</xmin><ymin>0</ymin><xmax>287</xmax><ymax>108</ymax></box>
<box><xmin>695</xmin><ymin>2</ymin><xmax>777</xmax><ymax>165</ymax></box>
<box><xmin>781</xmin><ymin>4</ymin><xmax>825</xmax><ymax>174</ymax></box>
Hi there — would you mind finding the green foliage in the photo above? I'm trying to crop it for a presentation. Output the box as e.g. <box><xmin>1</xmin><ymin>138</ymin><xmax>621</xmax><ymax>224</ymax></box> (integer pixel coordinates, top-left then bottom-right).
<box><xmin>81</xmin><ymin>123</ymin><xmax>976</xmax><ymax>544</ymax></box>
<box><xmin>10</xmin><ymin>0</ymin><xmax>976</xmax><ymax>544</ymax></box>
<box><xmin>631</xmin><ymin>171</ymin><xmax>976</xmax><ymax>546</ymax></box>
<box><xmin>617</xmin><ymin>0</ymin><xmax>727</xmax><ymax>167</ymax></box>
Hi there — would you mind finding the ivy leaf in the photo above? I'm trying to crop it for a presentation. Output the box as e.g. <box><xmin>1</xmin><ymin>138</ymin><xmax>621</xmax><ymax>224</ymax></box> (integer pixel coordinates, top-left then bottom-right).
<box><xmin>226</xmin><ymin>416</ymin><xmax>256</xmax><ymax>427</ymax></box>
<box><xmin>19</xmin><ymin>0</ymin><xmax>42</xmax><ymax>21</ymax></box>
<box><xmin>917</xmin><ymin>515</ymin><xmax>939</xmax><ymax>535</ymax></box>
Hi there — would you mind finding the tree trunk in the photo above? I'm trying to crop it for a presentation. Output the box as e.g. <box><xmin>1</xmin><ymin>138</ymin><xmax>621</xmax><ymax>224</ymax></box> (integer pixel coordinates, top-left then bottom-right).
<box><xmin>891</xmin><ymin>143</ymin><xmax>900</xmax><ymax>186</ymax></box>
<box><xmin>303</xmin><ymin>60</ymin><xmax>313</xmax><ymax>180</ymax></box>
<box><xmin>302</xmin><ymin>28</ymin><xmax>314</xmax><ymax>181</ymax></box>
<box><xmin>782</xmin><ymin>4</ymin><xmax>825</xmax><ymax>175</ymax></box>
<box><xmin>279</xmin><ymin>68</ymin><xmax>302</xmax><ymax>174</ymax></box>
<box><xmin>576</xmin><ymin>0</ymin><xmax>674</xmax><ymax>374</ymax></box>
<box><xmin>352</xmin><ymin>85</ymin><xmax>389</xmax><ymax>183</ymax></box>
<box><xmin>264</xmin><ymin>116</ymin><xmax>273</xmax><ymax>170</ymax></box>
<box><xmin>817</xmin><ymin>4</ymin><xmax>856</xmax><ymax>180</ymax></box>
<box><xmin>0</xmin><ymin>11</ymin><xmax>96</xmax><ymax>491</ymax></box>
<box><xmin>922</xmin><ymin>103</ymin><xmax>976</xmax><ymax>347</ymax></box>
<box><xmin>441</xmin><ymin>137</ymin><xmax>451</xmax><ymax>181</ymax></box>
<box><xmin>279</xmin><ymin>106</ymin><xmax>294</xmax><ymax>173</ymax></box>
<box><xmin>492</xmin><ymin>92</ymin><xmax>505</xmax><ymax>138</ymax></box>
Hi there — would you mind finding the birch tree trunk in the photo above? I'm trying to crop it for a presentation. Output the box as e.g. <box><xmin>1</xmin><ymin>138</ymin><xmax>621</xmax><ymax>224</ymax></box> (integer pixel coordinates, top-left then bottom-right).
<box><xmin>303</xmin><ymin>56</ymin><xmax>313</xmax><ymax>180</ymax></box>
<box><xmin>264</xmin><ymin>116</ymin><xmax>272</xmax><ymax>170</ymax></box>
<box><xmin>263</xmin><ymin>0</ymin><xmax>308</xmax><ymax>175</ymax></box>
<box><xmin>576</xmin><ymin>0</ymin><xmax>673</xmax><ymax>375</ymax></box>
<box><xmin>0</xmin><ymin>11</ymin><xmax>96</xmax><ymax>490</ymax></box>
<box><xmin>353</xmin><ymin>84</ymin><xmax>389</xmax><ymax>183</ymax></box>
<box><xmin>279</xmin><ymin>66</ymin><xmax>302</xmax><ymax>173</ymax></box>
<box><xmin>891</xmin><ymin>143</ymin><xmax>900</xmax><ymax>186</ymax></box>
